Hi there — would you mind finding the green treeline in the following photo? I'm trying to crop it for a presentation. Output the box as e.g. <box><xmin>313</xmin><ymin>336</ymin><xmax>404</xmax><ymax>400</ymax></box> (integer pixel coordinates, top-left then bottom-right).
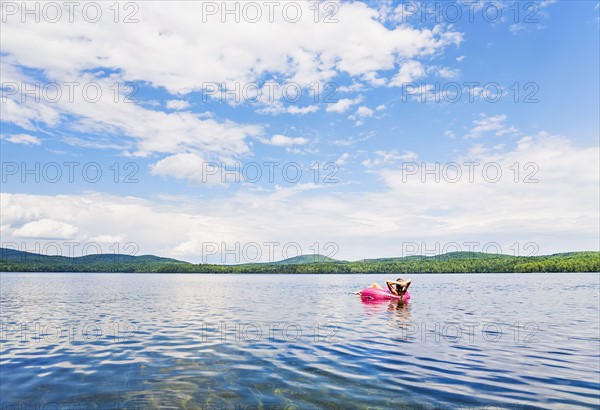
<box><xmin>1</xmin><ymin>250</ymin><xmax>598</xmax><ymax>273</ymax></box>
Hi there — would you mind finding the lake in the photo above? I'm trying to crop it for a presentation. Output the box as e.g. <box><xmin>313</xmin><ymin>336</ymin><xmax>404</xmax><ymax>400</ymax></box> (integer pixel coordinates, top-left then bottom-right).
<box><xmin>1</xmin><ymin>273</ymin><xmax>598</xmax><ymax>409</ymax></box>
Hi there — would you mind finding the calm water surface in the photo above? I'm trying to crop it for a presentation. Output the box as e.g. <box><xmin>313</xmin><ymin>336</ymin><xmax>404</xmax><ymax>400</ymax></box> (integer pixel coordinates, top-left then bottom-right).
<box><xmin>1</xmin><ymin>273</ymin><xmax>599</xmax><ymax>409</ymax></box>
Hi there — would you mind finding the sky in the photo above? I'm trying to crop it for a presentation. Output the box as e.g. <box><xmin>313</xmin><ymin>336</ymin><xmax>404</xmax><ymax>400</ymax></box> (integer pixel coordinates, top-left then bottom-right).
<box><xmin>1</xmin><ymin>0</ymin><xmax>599</xmax><ymax>263</ymax></box>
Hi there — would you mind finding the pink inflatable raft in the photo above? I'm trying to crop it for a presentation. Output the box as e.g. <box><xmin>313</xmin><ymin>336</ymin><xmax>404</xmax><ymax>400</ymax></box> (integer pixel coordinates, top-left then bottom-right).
<box><xmin>360</xmin><ymin>287</ymin><xmax>410</xmax><ymax>303</ymax></box>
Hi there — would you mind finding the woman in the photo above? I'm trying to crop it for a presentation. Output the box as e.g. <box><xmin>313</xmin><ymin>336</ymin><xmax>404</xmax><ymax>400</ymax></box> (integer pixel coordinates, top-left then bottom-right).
<box><xmin>367</xmin><ymin>278</ymin><xmax>412</xmax><ymax>297</ymax></box>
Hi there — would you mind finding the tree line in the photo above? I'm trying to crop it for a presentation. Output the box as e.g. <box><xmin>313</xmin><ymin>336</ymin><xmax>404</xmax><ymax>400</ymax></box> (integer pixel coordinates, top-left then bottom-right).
<box><xmin>1</xmin><ymin>252</ymin><xmax>598</xmax><ymax>273</ymax></box>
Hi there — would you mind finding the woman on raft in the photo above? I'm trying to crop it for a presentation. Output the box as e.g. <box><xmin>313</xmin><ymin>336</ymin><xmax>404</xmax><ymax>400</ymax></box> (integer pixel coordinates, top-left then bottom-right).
<box><xmin>355</xmin><ymin>278</ymin><xmax>412</xmax><ymax>297</ymax></box>
<box><xmin>373</xmin><ymin>278</ymin><xmax>412</xmax><ymax>297</ymax></box>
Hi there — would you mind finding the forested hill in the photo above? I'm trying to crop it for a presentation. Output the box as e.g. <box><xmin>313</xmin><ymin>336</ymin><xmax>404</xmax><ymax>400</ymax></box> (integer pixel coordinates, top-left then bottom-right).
<box><xmin>1</xmin><ymin>248</ymin><xmax>598</xmax><ymax>273</ymax></box>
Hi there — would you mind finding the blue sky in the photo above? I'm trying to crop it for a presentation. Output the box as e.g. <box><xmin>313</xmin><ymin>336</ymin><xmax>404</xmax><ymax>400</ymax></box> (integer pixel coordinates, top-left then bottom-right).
<box><xmin>1</xmin><ymin>1</ymin><xmax>599</xmax><ymax>262</ymax></box>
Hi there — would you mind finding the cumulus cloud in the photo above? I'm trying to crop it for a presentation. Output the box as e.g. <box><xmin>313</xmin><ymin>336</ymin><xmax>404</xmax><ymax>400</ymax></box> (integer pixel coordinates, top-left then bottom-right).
<box><xmin>325</xmin><ymin>96</ymin><xmax>363</xmax><ymax>113</ymax></box>
<box><xmin>349</xmin><ymin>106</ymin><xmax>375</xmax><ymax>126</ymax></box>
<box><xmin>165</xmin><ymin>100</ymin><xmax>191</xmax><ymax>110</ymax></box>
<box><xmin>0</xmin><ymin>1</ymin><xmax>463</xmax><ymax>177</ymax></box>
<box><xmin>1</xmin><ymin>2</ymin><xmax>462</xmax><ymax>94</ymax></box>
<box><xmin>286</xmin><ymin>105</ymin><xmax>319</xmax><ymax>115</ymax></box>
<box><xmin>150</xmin><ymin>153</ymin><xmax>229</xmax><ymax>186</ymax></box>
<box><xmin>390</xmin><ymin>60</ymin><xmax>426</xmax><ymax>86</ymax></box>
<box><xmin>263</xmin><ymin>135</ymin><xmax>308</xmax><ymax>147</ymax></box>
<box><xmin>437</xmin><ymin>67</ymin><xmax>460</xmax><ymax>79</ymax></box>
<box><xmin>12</xmin><ymin>219</ymin><xmax>78</xmax><ymax>239</ymax></box>
<box><xmin>2</xmin><ymin>133</ymin><xmax>597</xmax><ymax>261</ymax></box>
<box><xmin>356</xmin><ymin>106</ymin><xmax>375</xmax><ymax>118</ymax></box>
<box><xmin>0</xmin><ymin>72</ymin><xmax>263</xmax><ymax>161</ymax></box>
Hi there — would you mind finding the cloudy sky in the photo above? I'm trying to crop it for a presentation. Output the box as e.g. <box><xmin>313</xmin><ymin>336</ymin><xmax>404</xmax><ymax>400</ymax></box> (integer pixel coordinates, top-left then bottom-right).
<box><xmin>1</xmin><ymin>1</ymin><xmax>598</xmax><ymax>263</ymax></box>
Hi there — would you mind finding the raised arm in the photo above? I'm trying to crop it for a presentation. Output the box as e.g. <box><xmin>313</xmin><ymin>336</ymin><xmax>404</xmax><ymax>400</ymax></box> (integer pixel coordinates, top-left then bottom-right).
<box><xmin>386</xmin><ymin>280</ymin><xmax>399</xmax><ymax>295</ymax></box>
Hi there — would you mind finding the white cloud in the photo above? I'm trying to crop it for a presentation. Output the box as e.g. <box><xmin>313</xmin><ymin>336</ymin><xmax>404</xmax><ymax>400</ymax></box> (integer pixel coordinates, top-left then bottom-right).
<box><xmin>0</xmin><ymin>1</ymin><xmax>463</xmax><ymax>168</ymax></box>
<box><xmin>465</xmin><ymin>114</ymin><xmax>518</xmax><ymax>139</ymax></box>
<box><xmin>539</xmin><ymin>0</ymin><xmax>558</xmax><ymax>6</ymax></box>
<box><xmin>437</xmin><ymin>67</ymin><xmax>459</xmax><ymax>79</ymax></box>
<box><xmin>0</xmin><ymin>95</ymin><xmax>61</xmax><ymax>131</ymax></box>
<box><xmin>337</xmin><ymin>83</ymin><xmax>365</xmax><ymax>93</ymax></box>
<box><xmin>356</xmin><ymin>106</ymin><xmax>374</xmax><ymax>118</ymax></box>
<box><xmin>0</xmin><ymin>72</ymin><xmax>263</xmax><ymax>163</ymax></box>
<box><xmin>286</xmin><ymin>105</ymin><xmax>319</xmax><ymax>115</ymax></box>
<box><xmin>348</xmin><ymin>106</ymin><xmax>375</xmax><ymax>126</ymax></box>
<box><xmin>390</xmin><ymin>60</ymin><xmax>425</xmax><ymax>86</ymax></box>
<box><xmin>165</xmin><ymin>100</ymin><xmax>191</xmax><ymax>110</ymax></box>
<box><xmin>444</xmin><ymin>130</ymin><xmax>456</xmax><ymax>139</ymax></box>
<box><xmin>362</xmin><ymin>150</ymin><xmax>417</xmax><ymax>168</ymax></box>
<box><xmin>12</xmin><ymin>219</ymin><xmax>78</xmax><ymax>239</ymax></box>
<box><xmin>0</xmin><ymin>57</ymin><xmax>62</xmax><ymax>130</ymax></box>
<box><xmin>150</xmin><ymin>153</ymin><xmax>228</xmax><ymax>186</ymax></box>
<box><xmin>509</xmin><ymin>24</ymin><xmax>526</xmax><ymax>35</ymax></box>
<box><xmin>3</xmin><ymin>133</ymin><xmax>597</xmax><ymax>261</ymax></box>
<box><xmin>331</xmin><ymin>131</ymin><xmax>374</xmax><ymax>147</ymax></box>
<box><xmin>331</xmin><ymin>139</ymin><xmax>354</xmax><ymax>147</ymax></box>
<box><xmin>62</xmin><ymin>136</ymin><xmax>129</xmax><ymax>150</ymax></box>
<box><xmin>336</xmin><ymin>153</ymin><xmax>350</xmax><ymax>165</ymax></box>
<box><xmin>1</xmin><ymin>2</ymin><xmax>462</xmax><ymax>94</ymax></box>
<box><xmin>150</xmin><ymin>142</ymin><xmax>326</xmax><ymax>184</ymax></box>
<box><xmin>257</xmin><ymin>103</ymin><xmax>319</xmax><ymax>115</ymax></box>
<box><xmin>325</xmin><ymin>96</ymin><xmax>363</xmax><ymax>113</ymax></box>
<box><xmin>90</xmin><ymin>234</ymin><xmax>126</xmax><ymax>243</ymax></box>
<box><xmin>264</xmin><ymin>135</ymin><xmax>308</xmax><ymax>147</ymax></box>
<box><xmin>1</xmin><ymin>133</ymin><xmax>42</xmax><ymax>145</ymax></box>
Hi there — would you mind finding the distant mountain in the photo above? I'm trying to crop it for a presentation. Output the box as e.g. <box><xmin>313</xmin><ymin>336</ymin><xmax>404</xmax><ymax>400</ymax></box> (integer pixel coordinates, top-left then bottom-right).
<box><xmin>0</xmin><ymin>247</ymin><xmax>598</xmax><ymax>273</ymax></box>
<box><xmin>0</xmin><ymin>248</ymin><xmax>185</xmax><ymax>265</ymax></box>
<box><xmin>270</xmin><ymin>254</ymin><xmax>341</xmax><ymax>265</ymax></box>
<box><xmin>359</xmin><ymin>251</ymin><xmax>515</xmax><ymax>263</ymax></box>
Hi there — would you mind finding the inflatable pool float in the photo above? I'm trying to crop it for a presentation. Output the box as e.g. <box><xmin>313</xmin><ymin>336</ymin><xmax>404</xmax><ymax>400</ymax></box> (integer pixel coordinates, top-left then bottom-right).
<box><xmin>360</xmin><ymin>287</ymin><xmax>410</xmax><ymax>303</ymax></box>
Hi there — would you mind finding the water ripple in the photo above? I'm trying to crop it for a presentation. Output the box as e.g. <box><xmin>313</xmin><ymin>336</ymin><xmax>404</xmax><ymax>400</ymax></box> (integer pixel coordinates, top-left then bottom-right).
<box><xmin>1</xmin><ymin>272</ymin><xmax>599</xmax><ymax>409</ymax></box>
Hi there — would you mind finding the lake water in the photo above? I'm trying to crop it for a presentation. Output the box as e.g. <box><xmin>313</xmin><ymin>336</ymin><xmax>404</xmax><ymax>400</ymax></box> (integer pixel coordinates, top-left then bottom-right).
<box><xmin>1</xmin><ymin>273</ymin><xmax>599</xmax><ymax>409</ymax></box>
